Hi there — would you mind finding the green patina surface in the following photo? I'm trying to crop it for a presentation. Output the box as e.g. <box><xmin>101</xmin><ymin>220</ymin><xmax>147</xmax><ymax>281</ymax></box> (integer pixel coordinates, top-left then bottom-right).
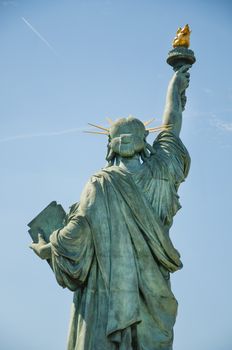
<box><xmin>29</xmin><ymin>56</ymin><xmax>194</xmax><ymax>349</ymax></box>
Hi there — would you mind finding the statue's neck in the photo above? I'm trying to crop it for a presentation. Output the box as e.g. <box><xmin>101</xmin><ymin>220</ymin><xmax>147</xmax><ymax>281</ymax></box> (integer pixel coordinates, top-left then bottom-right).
<box><xmin>117</xmin><ymin>154</ymin><xmax>142</xmax><ymax>173</ymax></box>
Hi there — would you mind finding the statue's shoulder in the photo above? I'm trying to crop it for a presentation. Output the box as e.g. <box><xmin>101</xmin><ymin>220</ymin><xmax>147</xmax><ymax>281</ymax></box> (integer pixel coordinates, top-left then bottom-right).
<box><xmin>91</xmin><ymin>165</ymin><xmax>120</xmax><ymax>180</ymax></box>
<box><xmin>78</xmin><ymin>167</ymin><xmax>119</xmax><ymax>211</ymax></box>
<box><xmin>150</xmin><ymin>131</ymin><xmax>190</xmax><ymax>182</ymax></box>
<box><xmin>81</xmin><ymin>167</ymin><xmax>112</xmax><ymax>193</ymax></box>
<box><xmin>89</xmin><ymin>168</ymin><xmax>109</xmax><ymax>183</ymax></box>
<box><xmin>153</xmin><ymin>131</ymin><xmax>189</xmax><ymax>158</ymax></box>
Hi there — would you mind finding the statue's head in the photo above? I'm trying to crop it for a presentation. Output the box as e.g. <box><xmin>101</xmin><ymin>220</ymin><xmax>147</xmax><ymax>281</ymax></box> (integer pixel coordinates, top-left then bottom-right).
<box><xmin>85</xmin><ymin>115</ymin><xmax>167</xmax><ymax>166</ymax></box>
<box><xmin>109</xmin><ymin>117</ymin><xmax>148</xmax><ymax>158</ymax></box>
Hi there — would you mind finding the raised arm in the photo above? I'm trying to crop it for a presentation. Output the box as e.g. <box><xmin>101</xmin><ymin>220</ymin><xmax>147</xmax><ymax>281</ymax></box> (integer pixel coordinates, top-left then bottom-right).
<box><xmin>162</xmin><ymin>64</ymin><xmax>191</xmax><ymax>137</ymax></box>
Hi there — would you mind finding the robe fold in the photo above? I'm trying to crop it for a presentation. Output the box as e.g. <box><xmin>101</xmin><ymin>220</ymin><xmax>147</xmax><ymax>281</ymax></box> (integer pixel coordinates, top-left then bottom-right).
<box><xmin>50</xmin><ymin>131</ymin><xmax>190</xmax><ymax>350</ymax></box>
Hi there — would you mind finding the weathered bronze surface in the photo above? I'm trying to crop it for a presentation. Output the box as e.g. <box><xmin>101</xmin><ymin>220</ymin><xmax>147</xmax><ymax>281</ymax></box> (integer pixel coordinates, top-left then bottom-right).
<box><xmin>29</xmin><ymin>26</ymin><xmax>195</xmax><ymax>350</ymax></box>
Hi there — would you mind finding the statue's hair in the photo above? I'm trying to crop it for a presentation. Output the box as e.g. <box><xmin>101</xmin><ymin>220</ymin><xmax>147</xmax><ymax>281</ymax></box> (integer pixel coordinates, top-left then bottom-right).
<box><xmin>105</xmin><ymin>139</ymin><xmax>154</xmax><ymax>167</ymax></box>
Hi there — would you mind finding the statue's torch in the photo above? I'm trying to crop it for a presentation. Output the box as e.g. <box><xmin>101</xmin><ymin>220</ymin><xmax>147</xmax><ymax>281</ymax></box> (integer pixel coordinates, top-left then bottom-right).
<box><xmin>167</xmin><ymin>24</ymin><xmax>196</xmax><ymax>110</ymax></box>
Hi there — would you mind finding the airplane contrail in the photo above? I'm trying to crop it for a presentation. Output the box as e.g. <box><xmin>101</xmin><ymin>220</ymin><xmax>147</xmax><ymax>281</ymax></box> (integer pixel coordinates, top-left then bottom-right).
<box><xmin>0</xmin><ymin>128</ymin><xmax>85</xmax><ymax>143</ymax></box>
<box><xmin>21</xmin><ymin>16</ymin><xmax>58</xmax><ymax>56</ymax></box>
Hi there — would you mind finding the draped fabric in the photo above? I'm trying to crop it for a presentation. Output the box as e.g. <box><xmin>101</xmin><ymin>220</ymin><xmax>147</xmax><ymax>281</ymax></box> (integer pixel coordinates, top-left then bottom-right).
<box><xmin>50</xmin><ymin>131</ymin><xmax>190</xmax><ymax>350</ymax></box>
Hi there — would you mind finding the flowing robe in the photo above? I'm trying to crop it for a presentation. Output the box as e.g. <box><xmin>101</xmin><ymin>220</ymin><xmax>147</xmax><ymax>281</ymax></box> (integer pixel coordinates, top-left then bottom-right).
<box><xmin>50</xmin><ymin>131</ymin><xmax>190</xmax><ymax>350</ymax></box>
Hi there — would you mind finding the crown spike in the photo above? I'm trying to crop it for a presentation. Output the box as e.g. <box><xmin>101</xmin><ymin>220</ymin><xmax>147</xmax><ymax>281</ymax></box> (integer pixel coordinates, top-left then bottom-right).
<box><xmin>143</xmin><ymin>118</ymin><xmax>156</xmax><ymax>127</ymax></box>
<box><xmin>146</xmin><ymin>124</ymin><xmax>173</xmax><ymax>132</ymax></box>
<box><xmin>83</xmin><ymin>131</ymin><xmax>109</xmax><ymax>135</ymax></box>
<box><xmin>146</xmin><ymin>126</ymin><xmax>164</xmax><ymax>131</ymax></box>
<box><xmin>88</xmin><ymin>123</ymin><xmax>109</xmax><ymax>132</ymax></box>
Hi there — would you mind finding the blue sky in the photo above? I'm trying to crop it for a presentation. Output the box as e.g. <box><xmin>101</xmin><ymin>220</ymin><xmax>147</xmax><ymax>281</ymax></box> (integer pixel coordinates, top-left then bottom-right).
<box><xmin>1</xmin><ymin>0</ymin><xmax>232</xmax><ymax>349</ymax></box>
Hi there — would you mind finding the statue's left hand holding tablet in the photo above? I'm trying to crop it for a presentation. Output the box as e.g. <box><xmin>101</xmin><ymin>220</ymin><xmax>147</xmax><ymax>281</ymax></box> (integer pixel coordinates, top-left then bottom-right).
<box><xmin>29</xmin><ymin>233</ymin><xmax>52</xmax><ymax>260</ymax></box>
<box><xmin>28</xmin><ymin>201</ymin><xmax>66</xmax><ymax>264</ymax></box>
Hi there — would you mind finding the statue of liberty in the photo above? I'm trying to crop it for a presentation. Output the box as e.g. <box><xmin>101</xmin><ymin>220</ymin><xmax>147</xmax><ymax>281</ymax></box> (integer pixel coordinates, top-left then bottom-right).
<box><xmin>29</xmin><ymin>26</ymin><xmax>195</xmax><ymax>350</ymax></box>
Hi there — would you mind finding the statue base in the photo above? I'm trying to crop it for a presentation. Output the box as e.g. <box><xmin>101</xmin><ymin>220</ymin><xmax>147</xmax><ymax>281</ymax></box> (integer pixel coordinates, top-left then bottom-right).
<box><xmin>167</xmin><ymin>46</ymin><xmax>196</xmax><ymax>71</ymax></box>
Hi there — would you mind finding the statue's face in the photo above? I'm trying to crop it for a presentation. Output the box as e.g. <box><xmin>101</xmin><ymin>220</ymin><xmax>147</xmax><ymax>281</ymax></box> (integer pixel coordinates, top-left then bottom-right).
<box><xmin>109</xmin><ymin>118</ymin><xmax>147</xmax><ymax>158</ymax></box>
